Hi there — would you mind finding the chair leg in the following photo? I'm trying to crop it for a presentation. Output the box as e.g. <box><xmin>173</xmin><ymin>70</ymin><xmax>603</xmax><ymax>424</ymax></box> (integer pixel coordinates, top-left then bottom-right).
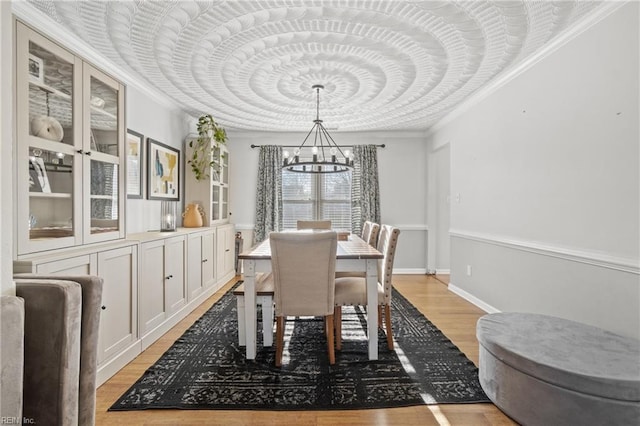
<box><xmin>377</xmin><ymin>305</ymin><xmax>383</xmax><ymax>328</ymax></box>
<box><xmin>275</xmin><ymin>316</ymin><xmax>285</xmax><ymax>367</ymax></box>
<box><xmin>384</xmin><ymin>304</ymin><xmax>394</xmax><ymax>350</ymax></box>
<box><xmin>325</xmin><ymin>314</ymin><xmax>335</xmax><ymax>365</ymax></box>
<box><xmin>334</xmin><ymin>306</ymin><xmax>342</xmax><ymax>351</ymax></box>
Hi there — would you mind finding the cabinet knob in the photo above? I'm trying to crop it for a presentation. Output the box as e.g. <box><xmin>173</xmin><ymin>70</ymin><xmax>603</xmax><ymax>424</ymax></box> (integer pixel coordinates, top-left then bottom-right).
<box><xmin>85</xmin><ymin>151</ymin><xmax>92</xmax><ymax>156</ymax></box>
<box><xmin>166</xmin><ymin>274</ymin><xmax>173</xmax><ymax>280</ymax></box>
<box><xmin>101</xmin><ymin>305</ymin><xmax>106</xmax><ymax>310</ymax></box>
<box><xmin>76</xmin><ymin>149</ymin><xmax>83</xmax><ymax>154</ymax></box>
<box><xmin>202</xmin><ymin>259</ymin><xmax>208</xmax><ymax>263</ymax></box>
<box><xmin>225</xmin><ymin>249</ymin><xmax>230</xmax><ymax>252</ymax></box>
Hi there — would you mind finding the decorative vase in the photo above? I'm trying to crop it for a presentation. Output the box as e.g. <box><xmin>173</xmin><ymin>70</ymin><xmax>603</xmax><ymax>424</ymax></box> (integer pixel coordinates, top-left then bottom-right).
<box><xmin>183</xmin><ymin>203</ymin><xmax>204</xmax><ymax>227</ymax></box>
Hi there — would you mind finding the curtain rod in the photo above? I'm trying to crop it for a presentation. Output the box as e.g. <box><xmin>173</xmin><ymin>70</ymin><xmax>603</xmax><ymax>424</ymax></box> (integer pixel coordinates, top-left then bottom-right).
<box><xmin>250</xmin><ymin>144</ymin><xmax>385</xmax><ymax>148</ymax></box>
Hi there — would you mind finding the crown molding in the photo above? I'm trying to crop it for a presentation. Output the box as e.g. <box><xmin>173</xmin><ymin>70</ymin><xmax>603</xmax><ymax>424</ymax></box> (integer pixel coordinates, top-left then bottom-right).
<box><xmin>12</xmin><ymin>0</ymin><xmax>182</xmax><ymax>112</ymax></box>
<box><xmin>426</xmin><ymin>1</ymin><xmax>628</xmax><ymax>138</ymax></box>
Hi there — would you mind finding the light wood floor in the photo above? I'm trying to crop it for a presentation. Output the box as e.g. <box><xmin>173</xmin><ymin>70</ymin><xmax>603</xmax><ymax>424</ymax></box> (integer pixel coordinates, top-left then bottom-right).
<box><xmin>96</xmin><ymin>274</ymin><xmax>516</xmax><ymax>425</ymax></box>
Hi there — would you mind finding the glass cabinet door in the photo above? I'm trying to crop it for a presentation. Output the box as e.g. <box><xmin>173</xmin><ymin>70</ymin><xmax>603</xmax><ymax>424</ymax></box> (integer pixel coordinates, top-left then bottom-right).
<box><xmin>16</xmin><ymin>23</ymin><xmax>82</xmax><ymax>254</ymax></box>
<box><xmin>83</xmin><ymin>63</ymin><xmax>125</xmax><ymax>243</ymax></box>
<box><xmin>15</xmin><ymin>22</ymin><xmax>125</xmax><ymax>255</ymax></box>
<box><xmin>209</xmin><ymin>146</ymin><xmax>229</xmax><ymax>223</ymax></box>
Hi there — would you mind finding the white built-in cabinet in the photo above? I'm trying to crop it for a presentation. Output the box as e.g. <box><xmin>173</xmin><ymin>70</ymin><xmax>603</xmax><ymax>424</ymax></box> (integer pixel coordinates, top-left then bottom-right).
<box><xmin>11</xmin><ymin>19</ymin><xmax>237</xmax><ymax>388</ymax></box>
<box><xmin>13</xmin><ymin>241</ymin><xmax>139</xmax><ymax>383</ymax></box>
<box><xmin>184</xmin><ymin>139</ymin><xmax>230</xmax><ymax>225</ymax></box>
<box><xmin>132</xmin><ymin>225</ymin><xmax>236</xmax><ymax>351</ymax></box>
<box><xmin>138</xmin><ymin>235</ymin><xmax>187</xmax><ymax>339</ymax></box>
<box><xmin>217</xmin><ymin>223</ymin><xmax>236</xmax><ymax>280</ymax></box>
<box><xmin>186</xmin><ymin>228</ymin><xmax>216</xmax><ymax>301</ymax></box>
<box><xmin>14</xmin><ymin>21</ymin><xmax>125</xmax><ymax>256</ymax></box>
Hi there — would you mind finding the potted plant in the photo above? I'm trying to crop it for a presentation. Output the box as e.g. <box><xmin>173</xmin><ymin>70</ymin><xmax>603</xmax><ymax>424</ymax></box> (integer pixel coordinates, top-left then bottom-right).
<box><xmin>187</xmin><ymin>114</ymin><xmax>228</xmax><ymax>181</ymax></box>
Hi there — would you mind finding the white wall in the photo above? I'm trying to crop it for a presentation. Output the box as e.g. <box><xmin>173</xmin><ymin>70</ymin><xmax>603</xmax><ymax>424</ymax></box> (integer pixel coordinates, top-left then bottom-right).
<box><xmin>125</xmin><ymin>86</ymin><xmax>192</xmax><ymax>234</ymax></box>
<box><xmin>226</xmin><ymin>130</ymin><xmax>429</xmax><ymax>272</ymax></box>
<box><xmin>0</xmin><ymin>1</ymin><xmax>13</xmax><ymax>295</ymax></box>
<box><xmin>429</xmin><ymin>3</ymin><xmax>640</xmax><ymax>339</ymax></box>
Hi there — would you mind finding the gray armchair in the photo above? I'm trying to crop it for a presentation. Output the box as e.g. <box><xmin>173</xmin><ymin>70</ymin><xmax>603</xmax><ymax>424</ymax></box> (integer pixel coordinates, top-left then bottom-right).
<box><xmin>6</xmin><ymin>274</ymin><xmax>104</xmax><ymax>426</ymax></box>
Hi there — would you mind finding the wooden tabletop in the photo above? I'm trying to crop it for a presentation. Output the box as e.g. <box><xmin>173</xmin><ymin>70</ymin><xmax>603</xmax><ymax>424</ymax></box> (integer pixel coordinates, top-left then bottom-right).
<box><xmin>238</xmin><ymin>233</ymin><xmax>383</xmax><ymax>260</ymax></box>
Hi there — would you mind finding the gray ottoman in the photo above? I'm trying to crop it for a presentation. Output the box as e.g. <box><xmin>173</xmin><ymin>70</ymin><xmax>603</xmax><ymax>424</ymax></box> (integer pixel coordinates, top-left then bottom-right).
<box><xmin>477</xmin><ymin>313</ymin><xmax>640</xmax><ymax>426</ymax></box>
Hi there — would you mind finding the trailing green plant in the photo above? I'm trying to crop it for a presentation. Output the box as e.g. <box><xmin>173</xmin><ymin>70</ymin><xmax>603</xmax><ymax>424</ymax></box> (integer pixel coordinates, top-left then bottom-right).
<box><xmin>187</xmin><ymin>114</ymin><xmax>228</xmax><ymax>181</ymax></box>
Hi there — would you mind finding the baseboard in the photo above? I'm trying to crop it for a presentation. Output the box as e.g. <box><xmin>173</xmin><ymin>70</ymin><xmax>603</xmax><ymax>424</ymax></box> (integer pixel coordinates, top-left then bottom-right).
<box><xmin>448</xmin><ymin>282</ymin><xmax>500</xmax><ymax>314</ymax></box>
<box><xmin>394</xmin><ymin>268</ymin><xmax>427</xmax><ymax>275</ymax></box>
<box><xmin>435</xmin><ymin>269</ymin><xmax>450</xmax><ymax>275</ymax></box>
<box><xmin>96</xmin><ymin>341</ymin><xmax>141</xmax><ymax>386</ymax></box>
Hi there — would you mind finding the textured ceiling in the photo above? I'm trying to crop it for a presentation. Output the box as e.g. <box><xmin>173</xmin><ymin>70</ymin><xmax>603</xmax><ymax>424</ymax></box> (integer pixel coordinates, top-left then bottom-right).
<box><xmin>26</xmin><ymin>0</ymin><xmax>602</xmax><ymax>132</ymax></box>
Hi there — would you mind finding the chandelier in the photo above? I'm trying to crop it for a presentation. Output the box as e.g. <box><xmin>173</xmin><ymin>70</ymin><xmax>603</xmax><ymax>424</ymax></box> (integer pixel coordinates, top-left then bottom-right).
<box><xmin>282</xmin><ymin>84</ymin><xmax>353</xmax><ymax>173</ymax></box>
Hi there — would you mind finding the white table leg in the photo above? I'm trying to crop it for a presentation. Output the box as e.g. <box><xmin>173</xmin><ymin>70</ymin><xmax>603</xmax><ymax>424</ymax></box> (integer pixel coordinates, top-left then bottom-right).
<box><xmin>366</xmin><ymin>258</ymin><xmax>378</xmax><ymax>360</ymax></box>
<box><xmin>244</xmin><ymin>260</ymin><xmax>257</xmax><ymax>359</ymax></box>
<box><xmin>260</xmin><ymin>295</ymin><xmax>274</xmax><ymax>347</ymax></box>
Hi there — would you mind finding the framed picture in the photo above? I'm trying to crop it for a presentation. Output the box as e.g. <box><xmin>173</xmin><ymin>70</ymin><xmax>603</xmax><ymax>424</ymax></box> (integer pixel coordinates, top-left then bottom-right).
<box><xmin>29</xmin><ymin>157</ymin><xmax>51</xmax><ymax>193</ymax></box>
<box><xmin>28</xmin><ymin>54</ymin><xmax>44</xmax><ymax>84</ymax></box>
<box><xmin>126</xmin><ymin>129</ymin><xmax>144</xmax><ymax>199</ymax></box>
<box><xmin>147</xmin><ymin>138</ymin><xmax>180</xmax><ymax>201</ymax></box>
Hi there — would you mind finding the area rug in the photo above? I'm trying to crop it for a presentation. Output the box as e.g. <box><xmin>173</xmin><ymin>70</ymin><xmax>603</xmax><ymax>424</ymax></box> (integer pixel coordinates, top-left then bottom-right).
<box><xmin>110</xmin><ymin>283</ymin><xmax>489</xmax><ymax>411</ymax></box>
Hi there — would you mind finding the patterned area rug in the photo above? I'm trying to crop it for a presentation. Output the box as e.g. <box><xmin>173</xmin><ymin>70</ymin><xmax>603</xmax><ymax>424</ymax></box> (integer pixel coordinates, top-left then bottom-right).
<box><xmin>110</xmin><ymin>283</ymin><xmax>489</xmax><ymax>411</ymax></box>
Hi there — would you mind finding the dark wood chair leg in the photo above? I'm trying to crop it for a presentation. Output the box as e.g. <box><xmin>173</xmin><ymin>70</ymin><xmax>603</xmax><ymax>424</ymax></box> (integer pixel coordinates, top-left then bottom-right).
<box><xmin>378</xmin><ymin>305</ymin><xmax>383</xmax><ymax>328</ymax></box>
<box><xmin>275</xmin><ymin>316</ymin><xmax>284</xmax><ymax>367</ymax></box>
<box><xmin>334</xmin><ymin>306</ymin><xmax>342</xmax><ymax>351</ymax></box>
<box><xmin>326</xmin><ymin>314</ymin><xmax>335</xmax><ymax>365</ymax></box>
<box><xmin>384</xmin><ymin>304</ymin><xmax>394</xmax><ymax>350</ymax></box>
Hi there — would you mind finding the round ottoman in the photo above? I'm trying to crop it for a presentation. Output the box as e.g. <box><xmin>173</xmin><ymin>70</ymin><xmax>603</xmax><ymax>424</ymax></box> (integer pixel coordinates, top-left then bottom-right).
<box><xmin>477</xmin><ymin>313</ymin><xmax>640</xmax><ymax>426</ymax></box>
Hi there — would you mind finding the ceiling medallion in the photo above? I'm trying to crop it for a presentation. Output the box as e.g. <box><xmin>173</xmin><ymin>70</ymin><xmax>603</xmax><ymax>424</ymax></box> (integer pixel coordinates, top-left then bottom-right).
<box><xmin>282</xmin><ymin>84</ymin><xmax>353</xmax><ymax>174</ymax></box>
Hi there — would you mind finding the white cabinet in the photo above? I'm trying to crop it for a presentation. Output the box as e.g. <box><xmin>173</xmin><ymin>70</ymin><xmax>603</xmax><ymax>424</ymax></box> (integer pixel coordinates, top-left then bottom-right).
<box><xmin>216</xmin><ymin>223</ymin><xmax>236</xmax><ymax>283</ymax></box>
<box><xmin>96</xmin><ymin>246</ymin><xmax>137</xmax><ymax>364</ymax></box>
<box><xmin>14</xmin><ymin>21</ymin><xmax>125</xmax><ymax>256</ymax></box>
<box><xmin>186</xmin><ymin>228</ymin><xmax>216</xmax><ymax>301</ymax></box>
<box><xmin>184</xmin><ymin>140</ymin><xmax>230</xmax><ymax>225</ymax></box>
<box><xmin>139</xmin><ymin>235</ymin><xmax>186</xmax><ymax>337</ymax></box>
<box><xmin>12</xmin><ymin>242</ymin><xmax>138</xmax><ymax>370</ymax></box>
<box><xmin>164</xmin><ymin>236</ymin><xmax>186</xmax><ymax>315</ymax></box>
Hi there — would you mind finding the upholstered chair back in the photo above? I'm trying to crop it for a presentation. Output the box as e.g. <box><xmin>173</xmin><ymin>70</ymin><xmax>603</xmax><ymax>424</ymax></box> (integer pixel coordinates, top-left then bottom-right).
<box><xmin>361</xmin><ymin>221</ymin><xmax>380</xmax><ymax>247</ymax></box>
<box><xmin>376</xmin><ymin>225</ymin><xmax>401</xmax><ymax>305</ymax></box>
<box><xmin>270</xmin><ymin>231</ymin><xmax>338</xmax><ymax>317</ymax></box>
<box><xmin>296</xmin><ymin>220</ymin><xmax>332</xmax><ymax>230</ymax></box>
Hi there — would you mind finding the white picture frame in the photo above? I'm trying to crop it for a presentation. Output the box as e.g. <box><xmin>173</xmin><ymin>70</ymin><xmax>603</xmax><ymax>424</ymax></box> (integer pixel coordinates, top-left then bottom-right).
<box><xmin>28</xmin><ymin>54</ymin><xmax>44</xmax><ymax>84</ymax></box>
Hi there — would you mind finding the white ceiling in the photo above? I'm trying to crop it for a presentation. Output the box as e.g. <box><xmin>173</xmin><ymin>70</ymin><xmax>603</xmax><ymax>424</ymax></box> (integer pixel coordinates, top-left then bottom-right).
<box><xmin>25</xmin><ymin>0</ymin><xmax>602</xmax><ymax>132</ymax></box>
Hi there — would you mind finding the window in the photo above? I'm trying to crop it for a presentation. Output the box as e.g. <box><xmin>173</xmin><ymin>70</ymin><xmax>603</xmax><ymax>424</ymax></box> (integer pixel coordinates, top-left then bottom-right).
<box><xmin>282</xmin><ymin>170</ymin><xmax>352</xmax><ymax>230</ymax></box>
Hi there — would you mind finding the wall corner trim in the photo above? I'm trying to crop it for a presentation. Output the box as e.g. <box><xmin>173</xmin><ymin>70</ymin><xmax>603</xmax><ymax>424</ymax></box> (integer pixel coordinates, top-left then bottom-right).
<box><xmin>450</xmin><ymin>229</ymin><xmax>640</xmax><ymax>275</ymax></box>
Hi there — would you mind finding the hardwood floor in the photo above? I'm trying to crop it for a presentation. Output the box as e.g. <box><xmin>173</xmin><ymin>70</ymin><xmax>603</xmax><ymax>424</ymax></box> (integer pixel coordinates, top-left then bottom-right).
<box><xmin>95</xmin><ymin>274</ymin><xmax>515</xmax><ymax>425</ymax></box>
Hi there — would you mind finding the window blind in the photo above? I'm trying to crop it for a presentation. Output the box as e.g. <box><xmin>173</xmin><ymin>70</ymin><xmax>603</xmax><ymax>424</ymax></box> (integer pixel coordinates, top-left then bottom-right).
<box><xmin>282</xmin><ymin>170</ymin><xmax>351</xmax><ymax>230</ymax></box>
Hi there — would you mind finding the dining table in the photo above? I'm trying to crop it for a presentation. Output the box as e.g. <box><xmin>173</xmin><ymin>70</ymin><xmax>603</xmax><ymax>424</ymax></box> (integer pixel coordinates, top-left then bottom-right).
<box><xmin>238</xmin><ymin>232</ymin><xmax>384</xmax><ymax>360</ymax></box>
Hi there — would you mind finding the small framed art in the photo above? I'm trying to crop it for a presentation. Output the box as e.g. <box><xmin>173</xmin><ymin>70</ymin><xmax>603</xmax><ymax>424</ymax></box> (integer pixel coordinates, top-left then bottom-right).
<box><xmin>126</xmin><ymin>129</ymin><xmax>144</xmax><ymax>199</ymax></box>
<box><xmin>147</xmin><ymin>138</ymin><xmax>180</xmax><ymax>201</ymax></box>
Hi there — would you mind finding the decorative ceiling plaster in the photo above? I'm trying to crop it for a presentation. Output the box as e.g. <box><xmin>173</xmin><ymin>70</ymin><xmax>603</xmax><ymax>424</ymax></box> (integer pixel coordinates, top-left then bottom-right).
<box><xmin>26</xmin><ymin>1</ymin><xmax>602</xmax><ymax>131</ymax></box>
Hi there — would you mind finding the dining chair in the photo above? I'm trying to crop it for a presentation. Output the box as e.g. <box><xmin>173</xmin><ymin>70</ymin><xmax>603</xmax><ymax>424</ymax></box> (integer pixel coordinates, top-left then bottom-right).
<box><xmin>296</xmin><ymin>220</ymin><xmax>332</xmax><ymax>230</ymax></box>
<box><xmin>362</xmin><ymin>221</ymin><xmax>380</xmax><ymax>247</ymax></box>
<box><xmin>335</xmin><ymin>221</ymin><xmax>379</xmax><ymax>279</ymax></box>
<box><xmin>270</xmin><ymin>231</ymin><xmax>338</xmax><ymax>366</ymax></box>
<box><xmin>334</xmin><ymin>224</ymin><xmax>401</xmax><ymax>351</ymax></box>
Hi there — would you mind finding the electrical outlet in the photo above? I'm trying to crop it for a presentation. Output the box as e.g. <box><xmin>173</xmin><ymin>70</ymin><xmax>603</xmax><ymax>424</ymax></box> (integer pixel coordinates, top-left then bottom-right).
<box><xmin>466</xmin><ymin>265</ymin><xmax>472</xmax><ymax>276</ymax></box>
